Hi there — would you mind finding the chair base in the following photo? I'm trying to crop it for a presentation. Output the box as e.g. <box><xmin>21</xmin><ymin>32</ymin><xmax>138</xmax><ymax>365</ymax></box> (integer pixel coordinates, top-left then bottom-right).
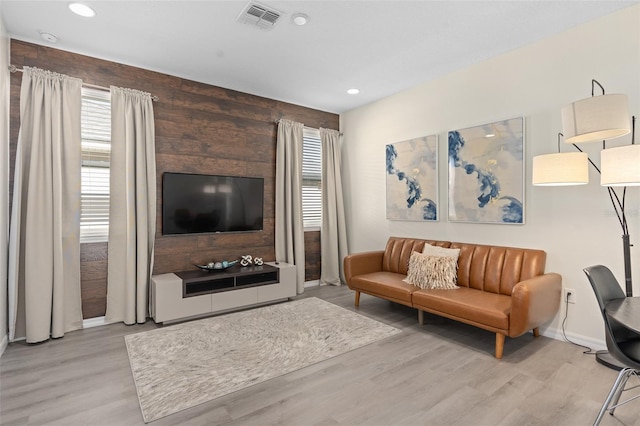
<box><xmin>596</xmin><ymin>350</ymin><xmax>626</xmax><ymax>371</ymax></box>
<box><xmin>594</xmin><ymin>367</ymin><xmax>639</xmax><ymax>425</ymax></box>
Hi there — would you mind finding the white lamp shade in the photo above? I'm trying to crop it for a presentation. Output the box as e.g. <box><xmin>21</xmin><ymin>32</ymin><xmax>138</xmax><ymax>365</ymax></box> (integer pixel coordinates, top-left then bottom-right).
<box><xmin>532</xmin><ymin>152</ymin><xmax>589</xmax><ymax>186</ymax></box>
<box><xmin>601</xmin><ymin>144</ymin><xmax>640</xmax><ymax>186</ymax></box>
<box><xmin>561</xmin><ymin>94</ymin><xmax>630</xmax><ymax>144</ymax></box>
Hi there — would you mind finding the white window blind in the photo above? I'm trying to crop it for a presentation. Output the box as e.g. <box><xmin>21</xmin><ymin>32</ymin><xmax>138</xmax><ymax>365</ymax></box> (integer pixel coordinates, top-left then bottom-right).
<box><xmin>302</xmin><ymin>128</ymin><xmax>322</xmax><ymax>229</ymax></box>
<box><xmin>80</xmin><ymin>87</ymin><xmax>111</xmax><ymax>243</ymax></box>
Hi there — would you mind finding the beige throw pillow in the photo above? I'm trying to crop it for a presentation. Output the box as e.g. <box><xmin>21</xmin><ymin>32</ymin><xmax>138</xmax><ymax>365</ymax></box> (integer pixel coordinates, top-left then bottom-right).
<box><xmin>404</xmin><ymin>251</ymin><xmax>431</xmax><ymax>288</ymax></box>
<box><xmin>422</xmin><ymin>242</ymin><xmax>460</xmax><ymax>262</ymax></box>
<box><xmin>404</xmin><ymin>251</ymin><xmax>459</xmax><ymax>290</ymax></box>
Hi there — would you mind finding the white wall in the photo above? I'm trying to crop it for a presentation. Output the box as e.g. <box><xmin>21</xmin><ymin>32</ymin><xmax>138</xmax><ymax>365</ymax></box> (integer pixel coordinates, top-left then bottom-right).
<box><xmin>0</xmin><ymin>10</ymin><xmax>9</xmax><ymax>356</ymax></box>
<box><xmin>341</xmin><ymin>5</ymin><xmax>640</xmax><ymax>348</ymax></box>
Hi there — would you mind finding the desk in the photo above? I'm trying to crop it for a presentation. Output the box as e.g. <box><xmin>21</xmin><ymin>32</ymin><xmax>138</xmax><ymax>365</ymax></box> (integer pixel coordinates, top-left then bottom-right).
<box><xmin>605</xmin><ymin>298</ymin><xmax>640</xmax><ymax>334</ymax></box>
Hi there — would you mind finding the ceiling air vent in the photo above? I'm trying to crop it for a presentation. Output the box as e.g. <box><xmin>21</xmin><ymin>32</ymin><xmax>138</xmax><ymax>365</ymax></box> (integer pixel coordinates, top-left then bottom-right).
<box><xmin>238</xmin><ymin>2</ymin><xmax>282</xmax><ymax>30</ymax></box>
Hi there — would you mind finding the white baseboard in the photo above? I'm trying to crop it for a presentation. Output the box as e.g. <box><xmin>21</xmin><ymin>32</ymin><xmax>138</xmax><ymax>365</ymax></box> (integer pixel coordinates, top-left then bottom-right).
<box><xmin>3</xmin><ymin>309</ymin><xmax>607</xmax><ymax>358</ymax></box>
<box><xmin>304</xmin><ymin>280</ymin><xmax>320</xmax><ymax>288</ymax></box>
<box><xmin>1</xmin><ymin>318</ymin><xmax>109</xmax><ymax>349</ymax></box>
<box><xmin>0</xmin><ymin>333</ymin><xmax>7</xmax><ymax>358</ymax></box>
<box><xmin>82</xmin><ymin>316</ymin><xmax>107</xmax><ymax>329</ymax></box>
<box><xmin>539</xmin><ymin>327</ymin><xmax>606</xmax><ymax>352</ymax></box>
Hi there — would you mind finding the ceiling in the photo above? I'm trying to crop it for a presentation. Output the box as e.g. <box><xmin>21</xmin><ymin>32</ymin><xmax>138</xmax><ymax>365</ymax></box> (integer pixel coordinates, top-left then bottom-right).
<box><xmin>2</xmin><ymin>1</ymin><xmax>638</xmax><ymax>114</ymax></box>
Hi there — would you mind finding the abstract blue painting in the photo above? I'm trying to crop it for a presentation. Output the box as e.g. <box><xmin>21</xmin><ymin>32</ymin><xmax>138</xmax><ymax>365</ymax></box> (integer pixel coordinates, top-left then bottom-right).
<box><xmin>386</xmin><ymin>135</ymin><xmax>438</xmax><ymax>221</ymax></box>
<box><xmin>448</xmin><ymin>117</ymin><xmax>524</xmax><ymax>224</ymax></box>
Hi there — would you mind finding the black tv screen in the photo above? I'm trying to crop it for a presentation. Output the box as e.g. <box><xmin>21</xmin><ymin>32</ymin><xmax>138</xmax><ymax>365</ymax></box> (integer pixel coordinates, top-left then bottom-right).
<box><xmin>162</xmin><ymin>172</ymin><xmax>264</xmax><ymax>235</ymax></box>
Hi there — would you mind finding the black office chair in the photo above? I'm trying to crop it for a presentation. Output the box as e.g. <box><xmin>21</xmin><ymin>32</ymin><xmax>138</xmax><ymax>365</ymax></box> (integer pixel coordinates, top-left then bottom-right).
<box><xmin>584</xmin><ymin>265</ymin><xmax>640</xmax><ymax>425</ymax></box>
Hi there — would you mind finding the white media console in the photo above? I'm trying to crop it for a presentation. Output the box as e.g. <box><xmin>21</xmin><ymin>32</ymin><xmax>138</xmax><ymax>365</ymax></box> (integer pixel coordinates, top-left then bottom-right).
<box><xmin>150</xmin><ymin>261</ymin><xmax>296</xmax><ymax>324</ymax></box>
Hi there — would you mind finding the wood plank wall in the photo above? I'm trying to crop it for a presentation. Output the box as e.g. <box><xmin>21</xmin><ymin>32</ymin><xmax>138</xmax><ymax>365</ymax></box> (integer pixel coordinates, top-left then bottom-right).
<box><xmin>304</xmin><ymin>231</ymin><xmax>321</xmax><ymax>282</ymax></box>
<box><xmin>9</xmin><ymin>40</ymin><xmax>335</xmax><ymax>319</ymax></box>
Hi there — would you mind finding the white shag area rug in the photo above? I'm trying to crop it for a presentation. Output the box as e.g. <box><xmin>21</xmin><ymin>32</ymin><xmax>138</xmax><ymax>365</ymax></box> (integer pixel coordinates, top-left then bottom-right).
<box><xmin>125</xmin><ymin>297</ymin><xmax>401</xmax><ymax>423</ymax></box>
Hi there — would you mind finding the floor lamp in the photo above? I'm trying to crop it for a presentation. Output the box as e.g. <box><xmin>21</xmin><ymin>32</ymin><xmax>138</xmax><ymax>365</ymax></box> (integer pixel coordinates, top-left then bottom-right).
<box><xmin>532</xmin><ymin>79</ymin><xmax>640</xmax><ymax>369</ymax></box>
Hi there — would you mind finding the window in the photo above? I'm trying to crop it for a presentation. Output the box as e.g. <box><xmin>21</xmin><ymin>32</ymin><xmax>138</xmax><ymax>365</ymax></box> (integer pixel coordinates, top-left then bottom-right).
<box><xmin>80</xmin><ymin>88</ymin><xmax>111</xmax><ymax>243</ymax></box>
<box><xmin>302</xmin><ymin>128</ymin><xmax>322</xmax><ymax>229</ymax></box>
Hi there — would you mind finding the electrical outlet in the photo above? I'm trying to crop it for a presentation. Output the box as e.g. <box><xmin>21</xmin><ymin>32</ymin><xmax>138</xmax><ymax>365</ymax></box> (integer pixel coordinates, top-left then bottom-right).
<box><xmin>564</xmin><ymin>288</ymin><xmax>576</xmax><ymax>304</ymax></box>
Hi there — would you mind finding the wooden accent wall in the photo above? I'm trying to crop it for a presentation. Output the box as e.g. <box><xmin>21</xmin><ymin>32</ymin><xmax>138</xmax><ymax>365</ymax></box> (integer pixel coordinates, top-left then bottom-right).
<box><xmin>9</xmin><ymin>40</ymin><xmax>336</xmax><ymax>319</ymax></box>
<box><xmin>304</xmin><ymin>231</ymin><xmax>321</xmax><ymax>282</ymax></box>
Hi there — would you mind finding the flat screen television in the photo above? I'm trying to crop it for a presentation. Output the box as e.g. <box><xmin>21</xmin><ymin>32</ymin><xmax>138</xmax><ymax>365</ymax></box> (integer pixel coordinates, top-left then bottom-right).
<box><xmin>162</xmin><ymin>172</ymin><xmax>264</xmax><ymax>235</ymax></box>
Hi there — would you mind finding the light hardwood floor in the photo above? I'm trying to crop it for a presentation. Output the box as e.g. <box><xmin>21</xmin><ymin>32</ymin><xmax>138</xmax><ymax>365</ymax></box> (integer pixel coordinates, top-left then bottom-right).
<box><xmin>1</xmin><ymin>285</ymin><xmax>638</xmax><ymax>426</ymax></box>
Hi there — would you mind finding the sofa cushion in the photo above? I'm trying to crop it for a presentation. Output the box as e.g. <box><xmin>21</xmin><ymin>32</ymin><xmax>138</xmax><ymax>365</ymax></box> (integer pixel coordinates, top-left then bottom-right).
<box><xmin>382</xmin><ymin>237</ymin><xmax>452</xmax><ymax>275</ymax></box>
<box><xmin>351</xmin><ymin>271</ymin><xmax>420</xmax><ymax>305</ymax></box>
<box><xmin>404</xmin><ymin>252</ymin><xmax>458</xmax><ymax>290</ymax></box>
<box><xmin>451</xmin><ymin>242</ymin><xmax>546</xmax><ymax>295</ymax></box>
<box><xmin>412</xmin><ymin>287</ymin><xmax>511</xmax><ymax>330</ymax></box>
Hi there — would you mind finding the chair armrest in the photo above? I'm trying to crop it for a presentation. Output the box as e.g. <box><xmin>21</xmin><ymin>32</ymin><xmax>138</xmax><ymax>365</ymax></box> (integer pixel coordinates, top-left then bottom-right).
<box><xmin>509</xmin><ymin>273</ymin><xmax>562</xmax><ymax>337</ymax></box>
<box><xmin>343</xmin><ymin>251</ymin><xmax>385</xmax><ymax>286</ymax></box>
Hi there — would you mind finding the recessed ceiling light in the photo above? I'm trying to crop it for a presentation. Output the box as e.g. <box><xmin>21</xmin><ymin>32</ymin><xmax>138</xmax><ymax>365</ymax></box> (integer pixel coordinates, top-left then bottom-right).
<box><xmin>347</xmin><ymin>88</ymin><xmax>360</xmax><ymax>95</ymax></box>
<box><xmin>68</xmin><ymin>3</ymin><xmax>96</xmax><ymax>17</ymax></box>
<box><xmin>39</xmin><ymin>32</ymin><xmax>58</xmax><ymax>43</ymax></box>
<box><xmin>291</xmin><ymin>13</ymin><xmax>309</xmax><ymax>26</ymax></box>
<box><xmin>485</xmin><ymin>133</ymin><xmax>495</xmax><ymax>138</ymax></box>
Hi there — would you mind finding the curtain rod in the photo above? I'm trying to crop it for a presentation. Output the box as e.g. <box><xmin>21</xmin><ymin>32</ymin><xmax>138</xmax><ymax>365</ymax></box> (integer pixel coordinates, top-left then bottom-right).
<box><xmin>8</xmin><ymin>65</ymin><xmax>159</xmax><ymax>102</ymax></box>
<box><xmin>274</xmin><ymin>120</ymin><xmax>342</xmax><ymax>135</ymax></box>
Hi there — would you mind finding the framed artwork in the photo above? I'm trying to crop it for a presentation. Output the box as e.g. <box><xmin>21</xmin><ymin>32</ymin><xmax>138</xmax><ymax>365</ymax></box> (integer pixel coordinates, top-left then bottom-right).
<box><xmin>448</xmin><ymin>117</ymin><xmax>524</xmax><ymax>224</ymax></box>
<box><xmin>386</xmin><ymin>135</ymin><xmax>438</xmax><ymax>221</ymax></box>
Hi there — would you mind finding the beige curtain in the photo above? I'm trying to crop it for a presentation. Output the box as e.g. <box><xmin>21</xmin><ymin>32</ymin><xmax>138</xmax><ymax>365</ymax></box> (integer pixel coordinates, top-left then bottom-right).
<box><xmin>275</xmin><ymin>119</ymin><xmax>305</xmax><ymax>294</ymax></box>
<box><xmin>8</xmin><ymin>67</ymin><xmax>83</xmax><ymax>342</ymax></box>
<box><xmin>319</xmin><ymin>128</ymin><xmax>348</xmax><ymax>286</ymax></box>
<box><xmin>106</xmin><ymin>87</ymin><xmax>156</xmax><ymax>325</ymax></box>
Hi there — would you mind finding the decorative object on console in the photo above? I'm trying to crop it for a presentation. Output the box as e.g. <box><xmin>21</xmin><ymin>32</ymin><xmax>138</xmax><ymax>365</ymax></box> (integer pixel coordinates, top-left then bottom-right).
<box><xmin>194</xmin><ymin>259</ymin><xmax>239</xmax><ymax>271</ymax></box>
<box><xmin>385</xmin><ymin>134</ymin><xmax>438</xmax><ymax>221</ymax></box>
<box><xmin>240</xmin><ymin>254</ymin><xmax>253</xmax><ymax>266</ymax></box>
<box><xmin>254</xmin><ymin>257</ymin><xmax>264</xmax><ymax>266</ymax></box>
<box><xmin>532</xmin><ymin>79</ymin><xmax>638</xmax><ymax>370</ymax></box>
<box><xmin>448</xmin><ymin>117</ymin><xmax>524</xmax><ymax>224</ymax></box>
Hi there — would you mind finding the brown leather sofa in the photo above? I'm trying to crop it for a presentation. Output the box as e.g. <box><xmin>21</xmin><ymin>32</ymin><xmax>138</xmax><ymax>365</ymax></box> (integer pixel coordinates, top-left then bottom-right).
<box><xmin>344</xmin><ymin>237</ymin><xmax>562</xmax><ymax>358</ymax></box>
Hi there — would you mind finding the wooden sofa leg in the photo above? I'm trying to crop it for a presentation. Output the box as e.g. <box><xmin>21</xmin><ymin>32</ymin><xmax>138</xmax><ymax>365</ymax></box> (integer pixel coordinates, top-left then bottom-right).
<box><xmin>355</xmin><ymin>291</ymin><xmax>360</xmax><ymax>308</ymax></box>
<box><xmin>533</xmin><ymin>328</ymin><xmax>540</xmax><ymax>337</ymax></box>
<box><xmin>418</xmin><ymin>310</ymin><xmax>424</xmax><ymax>325</ymax></box>
<box><xmin>495</xmin><ymin>333</ymin><xmax>505</xmax><ymax>359</ymax></box>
